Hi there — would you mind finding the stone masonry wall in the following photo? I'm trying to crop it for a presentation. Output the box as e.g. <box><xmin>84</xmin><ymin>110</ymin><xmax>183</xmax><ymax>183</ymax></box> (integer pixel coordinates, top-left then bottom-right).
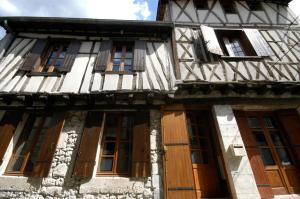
<box><xmin>0</xmin><ymin>110</ymin><xmax>163</xmax><ymax>199</ymax></box>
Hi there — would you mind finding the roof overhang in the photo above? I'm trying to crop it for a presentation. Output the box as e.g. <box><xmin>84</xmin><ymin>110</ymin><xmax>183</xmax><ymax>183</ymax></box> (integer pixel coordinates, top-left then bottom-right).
<box><xmin>0</xmin><ymin>17</ymin><xmax>173</xmax><ymax>38</ymax></box>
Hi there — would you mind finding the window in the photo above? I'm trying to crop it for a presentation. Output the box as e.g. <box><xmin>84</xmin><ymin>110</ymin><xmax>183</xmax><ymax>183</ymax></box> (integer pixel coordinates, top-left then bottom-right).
<box><xmin>97</xmin><ymin>113</ymin><xmax>133</xmax><ymax>176</ymax></box>
<box><xmin>37</xmin><ymin>42</ymin><xmax>69</xmax><ymax>73</ymax></box>
<box><xmin>215</xmin><ymin>30</ymin><xmax>257</xmax><ymax>57</ymax></box>
<box><xmin>4</xmin><ymin>113</ymin><xmax>64</xmax><ymax>177</ymax></box>
<box><xmin>109</xmin><ymin>42</ymin><xmax>133</xmax><ymax>72</ymax></box>
<box><xmin>220</xmin><ymin>1</ymin><xmax>237</xmax><ymax>13</ymax></box>
<box><xmin>194</xmin><ymin>0</ymin><xmax>208</xmax><ymax>9</ymax></box>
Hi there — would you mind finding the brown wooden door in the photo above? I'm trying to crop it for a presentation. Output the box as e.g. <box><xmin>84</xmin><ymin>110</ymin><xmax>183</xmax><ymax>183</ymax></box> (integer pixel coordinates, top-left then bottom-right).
<box><xmin>161</xmin><ymin>109</ymin><xmax>196</xmax><ymax>199</ymax></box>
<box><xmin>236</xmin><ymin>111</ymin><xmax>300</xmax><ymax>197</ymax></box>
<box><xmin>186</xmin><ymin>111</ymin><xmax>224</xmax><ymax>198</ymax></box>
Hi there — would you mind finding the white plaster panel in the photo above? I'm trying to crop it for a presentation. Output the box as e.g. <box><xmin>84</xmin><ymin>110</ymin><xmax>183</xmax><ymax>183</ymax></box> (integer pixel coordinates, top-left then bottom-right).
<box><xmin>78</xmin><ymin>41</ymin><xmax>93</xmax><ymax>53</ymax></box>
<box><xmin>121</xmin><ymin>75</ymin><xmax>133</xmax><ymax>90</ymax></box>
<box><xmin>60</xmin><ymin>54</ymin><xmax>90</xmax><ymax>93</ymax></box>
<box><xmin>80</xmin><ymin>55</ymin><xmax>96</xmax><ymax>93</ymax></box>
<box><xmin>23</xmin><ymin>76</ymin><xmax>44</xmax><ymax>93</ymax></box>
<box><xmin>102</xmin><ymin>74</ymin><xmax>119</xmax><ymax>91</ymax></box>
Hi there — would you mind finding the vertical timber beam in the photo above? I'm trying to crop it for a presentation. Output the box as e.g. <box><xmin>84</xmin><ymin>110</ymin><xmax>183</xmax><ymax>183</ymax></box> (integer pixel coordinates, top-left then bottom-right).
<box><xmin>212</xmin><ymin>105</ymin><xmax>260</xmax><ymax>199</ymax></box>
<box><xmin>171</xmin><ymin>27</ymin><xmax>181</xmax><ymax>79</ymax></box>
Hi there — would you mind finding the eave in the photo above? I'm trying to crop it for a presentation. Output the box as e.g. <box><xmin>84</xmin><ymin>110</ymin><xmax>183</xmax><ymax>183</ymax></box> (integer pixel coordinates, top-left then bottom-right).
<box><xmin>0</xmin><ymin>17</ymin><xmax>173</xmax><ymax>38</ymax></box>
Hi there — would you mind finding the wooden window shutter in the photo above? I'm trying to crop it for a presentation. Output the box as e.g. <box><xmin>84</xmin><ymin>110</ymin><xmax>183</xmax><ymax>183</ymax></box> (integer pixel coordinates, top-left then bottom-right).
<box><xmin>0</xmin><ymin>111</ymin><xmax>22</xmax><ymax>164</ymax></box>
<box><xmin>243</xmin><ymin>29</ymin><xmax>274</xmax><ymax>56</ymax></box>
<box><xmin>133</xmin><ymin>40</ymin><xmax>146</xmax><ymax>71</ymax></box>
<box><xmin>200</xmin><ymin>25</ymin><xmax>224</xmax><ymax>56</ymax></box>
<box><xmin>131</xmin><ymin>113</ymin><xmax>150</xmax><ymax>177</ymax></box>
<box><xmin>161</xmin><ymin>108</ymin><xmax>197</xmax><ymax>199</ymax></box>
<box><xmin>59</xmin><ymin>40</ymin><xmax>81</xmax><ymax>72</ymax></box>
<box><xmin>276</xmin><ymin>109</ymin><xmax>300</xmax><ymax>163</ymax></box>
<box><xmin>94</xmin><ymin>41</ymin><xmax>112</xmax><ymax>72</ymax></box>
<box><xmin>73</xmin><ymin>111</ymin><xmax>104</xmax><ymax>178</ymax></box>
<box><xmin>31</xmin><ymin>113</ymin><xmax>65</xmax><ymax>177</ymax></box>
<box><xmin>19</xmin><ymin>39</ymin><xmax>47</xmax><ymax>71</ymax></box>
<box><xmin>235</xmin><ymin>111</ymin><xmax>274</xmax><ymax>199</ymax></box>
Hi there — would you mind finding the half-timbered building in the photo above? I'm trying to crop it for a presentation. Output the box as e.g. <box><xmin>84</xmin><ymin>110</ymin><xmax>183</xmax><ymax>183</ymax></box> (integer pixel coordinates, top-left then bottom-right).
<box><xmin>0</xmin><ymin>0</ymin><xmax>299</xmax><ymax>198</ymax></box>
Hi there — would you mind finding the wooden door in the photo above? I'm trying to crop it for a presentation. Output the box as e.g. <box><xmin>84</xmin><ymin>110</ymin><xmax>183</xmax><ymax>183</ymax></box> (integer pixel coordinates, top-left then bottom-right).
<box><xmin>236</xmin><ymin>111</ymin><xmax>300</xmax><ymax>197</ymax></box>
<box><xmin>186</xmin><ymin>111</ymin><xmax>224</xmax><ymax>198</ymax></box>
<box><xmin>161</xmin><ymin>110</ymin><xmax>197</xmax><ymax>199</ymax></box>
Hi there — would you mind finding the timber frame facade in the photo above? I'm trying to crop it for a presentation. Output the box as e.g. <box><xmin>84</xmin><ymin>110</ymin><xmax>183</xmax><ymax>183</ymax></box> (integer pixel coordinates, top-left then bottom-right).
<box><xmin>0</xmin><ymin>0</ymin><xmax>299</xmax><ymax>198</ymax></box>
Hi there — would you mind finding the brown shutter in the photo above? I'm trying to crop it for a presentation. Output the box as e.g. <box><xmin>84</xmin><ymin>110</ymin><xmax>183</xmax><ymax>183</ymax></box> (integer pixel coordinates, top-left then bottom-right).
<box><xmin>276</xmin><ymin>109</ymin><xmax>300</xmax><ymax>163</ymax></box>
<box><xmin>161</xmin><ymin>107</ymin><xmax>197</xmax><ymax>199</ymax></box>
<box><xmin>94</xmin><ymin>41</ymin><xmax>112</xmax><ymax>72</ymax></box>
<box><xmin>19</xmin><ymin>39</ymin><xmax>47</xmax><ymax>71</ymax></box>
<box><xmin>133</xmin><ymin>40</ymin><xmax>146</xmax><ymax>71</ymax></box>
<box><xmin>73</xmin><ymin>111</ymin><xmax>104</xmax><ymax>178</ymax></box>
<box><xmin>235</xmin><ymin>111</ymin><xmax>274</xmax><ymax>199</ymax></box>
<box><xmin>31</xmin><ymin>113</ymin><xmax>65</xmax><ymax>177</ymax></box>
<box><xmin>131</xmin><ymin>113</ymin><xmax>150</xmax><ymax>177</ymax></box>
<box><xmin>59</xmin><ymin>40</ymin><xmax>81</xmax><ymax>72</ymax></box>
<box><xmin>0</xmin><ymin>111</ymin><xmax>22</xmax><ymax>164</ymax></box>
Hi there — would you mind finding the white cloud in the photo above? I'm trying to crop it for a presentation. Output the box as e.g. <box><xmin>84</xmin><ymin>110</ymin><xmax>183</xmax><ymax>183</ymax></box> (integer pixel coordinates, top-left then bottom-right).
<box><xmin>0</xmin><ymin>0</ymin><xmax>151</xmax><ymax>20</ymax></box>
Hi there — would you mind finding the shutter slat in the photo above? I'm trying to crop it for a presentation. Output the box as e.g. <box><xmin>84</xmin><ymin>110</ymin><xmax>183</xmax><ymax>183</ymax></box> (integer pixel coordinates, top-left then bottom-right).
<box><xmin>94</xmin><ymin>41</ymin><xmax>112</xmax><ymax>72</ymax></box>
<box><xmin>31</xmin><ymin>113</ymin><xmax>65</xmax><ymax>177</ymax></box>
<box><xmin>0</xmin><ymin>111</ymin><xmax>22</xmax><ymax>163</ymax></box>
<box><xmin>73</xmin><ymin>111</ymin><xmax>103</xmax><ymax>178</ymax></box>
<box><xmin>162</xmin><ymin>109</ymin><xmax>197</xmax><ymax>199</ymax></box>
<box><xmin>200</xmin><ymin>25</ymin><xmax>224</xmax><ymax>56</ymax></box>
<box><xmin>59</xmin><ymin>40</ymin><xmax>81</xmax><ymax>72</ymax></box>
<box><xmin>133</xmin><ymin>40</ymin><xmax>146</xmax><ymax>71</ymax></box>
<box><xmin>131</xmin><ymin>113</ymin><xmax>150</xmax><ymax>177</ymax></box>
<box><xmin>20</xmin><ymin>39</ymin><xmax>47</xmax><ymax>71</ymax></box>
<box><xmin>244</xmin><ymin>29</ymin><xmax>274</xmax><ymax>56</ymax></box>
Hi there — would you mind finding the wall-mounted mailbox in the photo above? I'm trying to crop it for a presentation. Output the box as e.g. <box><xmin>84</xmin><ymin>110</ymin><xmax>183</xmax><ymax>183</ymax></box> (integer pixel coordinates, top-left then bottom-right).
<box><xmin>230</xmin><ymin>144</ymin><xmax>246</xmax><ymax>157</ymax></box>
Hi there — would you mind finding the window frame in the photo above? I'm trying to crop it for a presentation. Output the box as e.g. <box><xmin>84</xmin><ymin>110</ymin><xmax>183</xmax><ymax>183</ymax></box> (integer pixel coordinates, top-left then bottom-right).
<box><xmin>97</xmin><ymin>113</ymin><xmax>133</xmax><ymax>176</ymax></box>
<box><xmin>107</xmin><ymin>42</ymin><xmax>134</xmax><ymax>74</ymax></box>
<box><xmin>4</xmin><ymin>114</ymin><xmax>50</xmax><ymax>176</ymax></box>
<box><xmin>220</xmin><ymin>1</ymin><xmax>237</xmax><ymax>14</ymax></box>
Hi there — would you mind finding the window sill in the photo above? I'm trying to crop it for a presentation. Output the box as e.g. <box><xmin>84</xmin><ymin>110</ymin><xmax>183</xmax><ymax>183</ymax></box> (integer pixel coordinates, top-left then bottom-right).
<box><xmin>102</xmin><ymin>71</ymin><xmax>136</xmax><ymax>75</ymax></box>
<box><xmin>221</xmin><ymin>56</ymin><xmax>265</xmax><ymax>61</ymax></box>
<box><xmin>26</xmin><ymin>72</ymin><xmax>62</xmax><ymax>77</ymax></box>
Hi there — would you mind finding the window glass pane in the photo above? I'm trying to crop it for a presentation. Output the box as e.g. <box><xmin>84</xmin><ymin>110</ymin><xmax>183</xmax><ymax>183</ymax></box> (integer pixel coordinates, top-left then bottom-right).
<box><xmin>126</xmin><ymin>46</ymin><xmax>133</xmax><ymax>52</ymax></box>
<box><xmin>114</xmin><ymin>52</ymin><xmax>122</xmax><ymax>59</ymax></box>
<box><xmin>264</xmin><ymin>117</ymin><xmax>276</xmax><ymax>128</ymax></box>
<box><xmin>100</xmin><ymin>158</ymin><xmax>113</xmax><ymax>171</ymax></box>
<box><xmin>202</xmin><ymin>151</ymin><xmax>209</xmax><ymax>164</ymax></box>
<box><xmin>113</xmin><ymin>59</ymin><xmax>121</xmax><ymax>65</ymax></box>
<box><xmin>125</xmin><ymin>52</ymin><xmax>133</xmax><ymax>58</ymax></box>
<box><xmin>50</xmin><ymin>52</ymin><xmax>57</xmax><ymax>58</ymax></box>
<box><xmin>54</xmin><ymin>59</ymin><xmax>63</xmax><ymax>67</ymax></box>
<box><xmin>187</xmin><ymin>117</ymin><xmax>195</xmax><ymax>137</ymax></box>
<box><xmin>276</xmin><ymin>148</ymin><xmax>292</xmax><ymax>166</ymax></box>
<box><xmin>46</xmin><ymin>58</ymin><xmax>54</xmax><ymax>66</ymax></box>
<box><xmin>121</xmin><ymin>117</ymin><xmax>133</xmax><ymax>140</ymax></box>
<box><xmin>191</xmin><ymin>151</ymin><xmax>202</xmax><ymax>164</ymax></box>
<box><xmin>124</xmin><ymin>65</ymin><xmax>131</xmax><ymax>71</ymax></box>
<box><xmin>189</xmin><ymin>137</ymin><xmax>199</xmax><ymax>148</ymax></box>
<box><xmin>124</xmin><ymin>59</ymin><xmax>132</xmax><ymax>66</ymax></box>
<box><xmin>253</xmin><ymin>132</ymin><xmax>267</xmax><ymax>146</ymax></box>
<box><xmin>199</xmin><ymin>138</ymin><xmax>208</xmax><ymax>148</ymax></box>
<box><xmin>260</xmin><ymin>148</ymin><xmax>275</xmax><ymax>165</ymax></box>
<box><xmin>271</xmin><ymin>132</ymin><xmax>284</xmax><ymax>146</ymax></box>
<box><xmin>105</xmin><ymin>127</ymin><xmax>117</xmax><ymax>141</ymax></box>
<box><xmin>247</xmin><ymin>117</ymin><xmax>260</xmax><ymax>128</ymax></box>
<box><xmin>197</xmin><ymin>126</ymin><xmax>205</xmax><ymax>136</ymax></box>
<box><xmin>117</xmin><ymin>156</ymin><xmax>129</xmax><ymax>173</ymax></box>
<box><xmin>112</xmin><ymin>65</ymin><xmax>119</xmax><ymax>72</ymax></box>
<box><xmin>116</xmin><ymin>46</ymin><xmax>122</xmax><ymax>52</ymax></box>
<box><xmin>6</xmin><ymin>156</ymin><xmax>24</xmax><ymax>172</ymax></box>
<box><xmin>103</xmin><ymin>143</ymin><xmax>115</xmax><ymax>155</ymax></box>
<box><xmin>58</xmin><ymin>51</ymin><xmax>65</xmax><ymax>58</ymax></box>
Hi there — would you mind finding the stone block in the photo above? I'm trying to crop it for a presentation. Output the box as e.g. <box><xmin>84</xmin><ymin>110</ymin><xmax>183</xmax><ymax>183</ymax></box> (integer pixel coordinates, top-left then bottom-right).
<box><xmin>52</xmin><ymin>163</ymin><xmax>68</xmax><ymax>177</ymax></box>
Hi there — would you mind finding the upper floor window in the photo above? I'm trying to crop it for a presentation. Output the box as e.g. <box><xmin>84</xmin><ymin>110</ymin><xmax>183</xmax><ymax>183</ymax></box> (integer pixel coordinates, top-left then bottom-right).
<box><xmin>37</xmin><ymin>42</ymin><xmax>69</xmax><ymax>73</ymax></box>
<box><xmin>220</xmin><ymin>1</ymin><xmax>237</xmax><ymax>13</ymax></box>
<box><xmin>215</xmin><ymin>30</ymin><xmax>257</xmax><ymax>57</ymax></box>
<box><xmin>248</xmin><ymin>2</ymin><xmax>263</xmax><ymax>11</ymax></box>
<box><xmin>194</xmin><ymin>0</ymin><xmax>208</xmax><ymax>9</ymax></box>
<box><xmin>109</xmin><ymin>42</ymin><xmax>133</xmax><ymax>72</ymax></box>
